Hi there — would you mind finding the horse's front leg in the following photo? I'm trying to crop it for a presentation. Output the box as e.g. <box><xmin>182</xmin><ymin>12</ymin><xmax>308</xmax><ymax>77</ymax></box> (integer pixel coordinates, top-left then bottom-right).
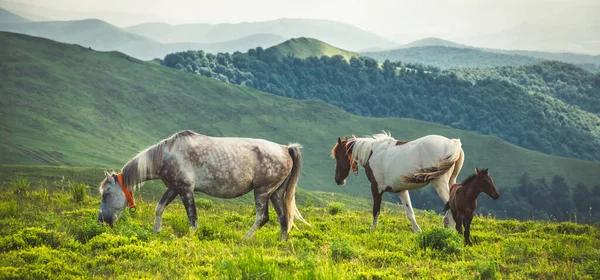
<box><xmin>370</xmin><ymin>182</ymin><xmax>383</xmax><ymax>227</ymax></box>
<box><xmin>153</xmin><ymin>188</ymin><xmax>178</xmax><ymax>233</ymax></box>
<box><xmin>397</xmin><ymin>190</ymin><xmax>421</xmax><ymax>232</ymax></box>
<box><xmin>180</xmin><ymin>189</ymin><xmax>198</xmax><ymax>230</ymax></box>
<box><xmin>454</xmin><ymin>214</ymin><xmax>463</xmax><ymax>234</ymax></box>
<box><xmin>463</xmin><ymin>214</ymin><xmax>474</xmax><ymax>246</ymax></box>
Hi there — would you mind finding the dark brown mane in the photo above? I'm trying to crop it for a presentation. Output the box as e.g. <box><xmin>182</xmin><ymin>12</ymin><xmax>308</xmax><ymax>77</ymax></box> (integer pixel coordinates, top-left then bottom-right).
<box><xmin>460</xmin><ymin>173</ymin><xmax>478</xmax><ymax>186</ymax></box>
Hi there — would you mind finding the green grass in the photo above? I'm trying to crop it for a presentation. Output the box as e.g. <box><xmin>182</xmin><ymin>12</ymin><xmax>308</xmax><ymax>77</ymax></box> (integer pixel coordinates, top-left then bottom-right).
<box><xmin>1</xmin><ymin>31</ymin><xmax>600</xmax><ymax>200</ymax></box>
<box><xmin>0</xmin><ymin>179</ymin><xmax>598</xmax><ymax>279</ymax></box>
<box><xmin>267</xmin><ymin>37</ymin><xmax>359</xmax><ymax>60</ymax></box>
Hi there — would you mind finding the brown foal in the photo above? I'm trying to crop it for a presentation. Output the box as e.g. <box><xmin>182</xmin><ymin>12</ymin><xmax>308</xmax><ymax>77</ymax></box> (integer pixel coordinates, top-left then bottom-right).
<box><xmin>444</xmin><ymin>168</ymin><xmax>500</xmax><ymax>245</ymax></box>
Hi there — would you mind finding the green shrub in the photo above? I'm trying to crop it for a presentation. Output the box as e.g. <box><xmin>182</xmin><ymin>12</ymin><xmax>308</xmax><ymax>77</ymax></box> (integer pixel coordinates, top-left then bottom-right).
<box><xmin>474</xmin><ymin>261</ymin><xmax>500</xmax><ymax>280</ymax></box>
<box><xmin>11</xmin><ymin>177</ymin><xmax>30</xmax><ymax>195</ymax></box>
<box><xmin>327</xmin><ymin>202</ymin><xmax>344</xmax><ymax>215</ymax></box>
<box><xmin>0</xmin><ymin>200</ymin><xmax>18</xmax><ymax>219</ymax></box>
<box><xmin>331</xmin><ymin>238</ymin><xmax>359</xmax><ymax>262</ymax></box>
<box><xmin>170</xmin><ymin>215</ymin><xmax>190</xmax><ymax>237</ymax></box>
<box><xmin>416</xmin><ymin>228</ymin><xmax>462</xmax><ymax>254</ymax></box>
<box><xmin>69</xmin><ymin>181</ymin><xmax>87</xmax><ymax>202</ymax></box>
<box><xmin>197</xmin><ymin>198</ymin><xmax>214</xmax><ymax>210</ymax></box>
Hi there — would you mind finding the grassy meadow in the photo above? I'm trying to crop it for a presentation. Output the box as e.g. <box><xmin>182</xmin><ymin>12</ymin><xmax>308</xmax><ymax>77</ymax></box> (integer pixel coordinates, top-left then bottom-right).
<box><xmin>0</xmin><ymin>176</ymin><xmax>599</xmax><ymax>279</ymax></box>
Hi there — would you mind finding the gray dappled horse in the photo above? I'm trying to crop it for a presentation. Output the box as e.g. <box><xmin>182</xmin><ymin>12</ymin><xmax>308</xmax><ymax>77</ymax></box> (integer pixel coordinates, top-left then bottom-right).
<box><xmin>98</xmin><ymin>130</ymin><xmax>309</xmax><ymax>240</ymax></box>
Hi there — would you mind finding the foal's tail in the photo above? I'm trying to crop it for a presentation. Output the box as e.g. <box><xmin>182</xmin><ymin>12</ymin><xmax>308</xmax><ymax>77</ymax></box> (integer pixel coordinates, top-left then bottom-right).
<box><xmin>283</xmin><ymin>144</ymin><xmax>310</xmax><ymax>233</ymax></box>
<box><xmin>402</xmin><ymin>139</ymin><xmax>463</xmax><ymax>184</ymax></box>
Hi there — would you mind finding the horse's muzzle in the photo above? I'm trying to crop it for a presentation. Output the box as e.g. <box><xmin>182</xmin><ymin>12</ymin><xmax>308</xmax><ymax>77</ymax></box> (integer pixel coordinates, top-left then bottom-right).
<box><xmin>335</xmin><ymin>179</ymin><xmax>346</xmax><ymax>186</ymax></box>
<box><xmin>492</xmin><ymin>192</ymin><xmax>500</xmax><ymax>200</ymax></box>
<box><xmin>97</xmin><ymin>212</ymin><xmax>114</xmax><ymax>227</ymax></box>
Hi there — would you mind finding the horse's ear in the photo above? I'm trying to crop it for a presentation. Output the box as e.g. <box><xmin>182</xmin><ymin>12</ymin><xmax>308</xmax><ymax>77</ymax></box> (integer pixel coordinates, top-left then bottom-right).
<box><xmin>475</xmin><ymin>167</ymin><xmax>479</xmax><ymax>175</ymax></box>
<box><xmin>337</xmin><ymin>137</ymin><xmax>342</xmax><ymax>145</ymax></box>
<box><xmin>104</xmin><ymin>170</ymin><xmax>110</xmax><ymax>178</ymax></box>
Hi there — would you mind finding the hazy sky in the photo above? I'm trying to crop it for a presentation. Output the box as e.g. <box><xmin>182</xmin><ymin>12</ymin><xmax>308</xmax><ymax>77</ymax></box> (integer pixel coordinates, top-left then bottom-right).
<box><xmin>9</xmin><ymin>0</ymin><xmax>599</xmax><ymax>38</ymax></box>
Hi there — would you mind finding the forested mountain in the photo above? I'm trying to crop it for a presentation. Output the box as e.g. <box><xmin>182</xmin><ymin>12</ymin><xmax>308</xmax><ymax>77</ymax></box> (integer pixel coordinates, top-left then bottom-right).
<box><xmin>449</xmin><ymin>61</ymin><xmax>600</xmax><ymax>115</ymax></box>
<box><xmin>163</xmin><ymin>43</ymin><xmax>600</xmax><ymax>161</ymax></box>
<box><xmin>361</xmin><ymin>46</ymin><xmax>541</xmax><ymax>69</ymax></box>
<box><xmin>124</xmin><ymin>18</ymin><xmax>398</xmax><ymax>51</ymax></box>
<box><xmin>363</xmin><ymin>37</ymin><xmax>600</xmax><ymax>71</ymax></box>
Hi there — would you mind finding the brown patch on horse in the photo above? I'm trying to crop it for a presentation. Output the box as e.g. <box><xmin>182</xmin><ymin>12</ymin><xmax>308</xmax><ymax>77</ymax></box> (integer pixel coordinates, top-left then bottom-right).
<box><xmin>395</xmin><ymin>140</ymin><xmax>412</xmax><ymax>146</ymax></box>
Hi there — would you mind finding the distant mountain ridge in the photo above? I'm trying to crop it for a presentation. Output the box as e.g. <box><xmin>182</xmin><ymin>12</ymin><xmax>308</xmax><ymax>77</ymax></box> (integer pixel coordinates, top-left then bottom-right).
<box><xmin>0</xmin><ymin>18</ymin><xmax>287</xmax><ymax>60</ymax></box>
<box><xmin>124</xmin><ymin>18</ymin><xmax>399</xmax><ymax>51</ymax></box>
<box><xmin>362</xmin><ymin>37</ymin><xmax>600</xmax><ymax>71</ymax></box>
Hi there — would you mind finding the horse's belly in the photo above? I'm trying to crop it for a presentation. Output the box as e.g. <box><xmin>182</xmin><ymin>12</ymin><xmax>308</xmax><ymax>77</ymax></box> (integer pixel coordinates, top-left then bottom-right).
<box><xmin>191</xmin><ymin>164</ymin><xmax>255</xmax><ymax>198</ymax></box>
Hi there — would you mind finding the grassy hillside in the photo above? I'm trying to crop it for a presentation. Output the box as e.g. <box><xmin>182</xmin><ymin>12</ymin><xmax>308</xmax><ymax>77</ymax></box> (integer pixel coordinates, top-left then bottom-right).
<box><xmin>0</xmin><ymin>184</ymin><xmax>598</xmax><ymax>279</ymax></box>
<box><xmin>267</xmin><ymin>37</ymin><xmax>358</xmax><ymax>60</ymax></box>
<box><xmin>2</xmin><ymin>31</ymin><xmax>600</xmax><ymax>199</ymax></box>
<box><xmin>124</xmin><ymin>18</ymin><xmax>398</xmax><ymax>51</ymax></box>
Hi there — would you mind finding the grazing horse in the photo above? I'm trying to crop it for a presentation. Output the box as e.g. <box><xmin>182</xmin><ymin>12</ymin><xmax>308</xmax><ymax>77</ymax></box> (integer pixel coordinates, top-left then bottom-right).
<box><xmin>97</xmin><ymin>130</ymin><xmax>309</xmax><ymax>241</ymax></box>
<box><xmin>444</xmin><ymin>168</ymin><xmax>500</xmax><ymax>245</ymax></box>
<box><xmin>331</xmin><ymin>133</ymin><xmax>464</xmax><ymax>231</ymax></box>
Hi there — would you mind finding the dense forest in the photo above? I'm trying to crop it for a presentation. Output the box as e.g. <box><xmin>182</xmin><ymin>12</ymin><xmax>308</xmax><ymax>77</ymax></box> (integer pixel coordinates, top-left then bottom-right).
<box><xmin>361</xmin><ymin>46</ymin><xmax>541</xmax><ymax>69</ymax></box>
<box><xmin>408</xmin><ymin>173</ymin><xmax>600</xmax><ymax>224</ymax></box>
<box><xmin>163</xmin><ymin>48</ymin><xmax>600</xmax><ymax>161</ymax></box>
<box><xmin>449</xmin><ymin>61</ymin><xmax>600</xmax><ymax>114</ymax></box>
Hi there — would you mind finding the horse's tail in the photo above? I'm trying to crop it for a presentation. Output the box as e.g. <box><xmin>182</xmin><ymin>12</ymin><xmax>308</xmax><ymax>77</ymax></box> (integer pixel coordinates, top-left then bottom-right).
<box><xmin>448</xmin><ymin>147</ymin><xmax>464</xmax><ymax>186</ymax></box>
<box><xmin>283</xmin><ymin>144</ymin><xmax>310</xmax><ymax>233</ymax></box>
<box><xmin>402</xmin><ymin>139</ymin><xmax>463</xmax><ymax>184</ymax></box>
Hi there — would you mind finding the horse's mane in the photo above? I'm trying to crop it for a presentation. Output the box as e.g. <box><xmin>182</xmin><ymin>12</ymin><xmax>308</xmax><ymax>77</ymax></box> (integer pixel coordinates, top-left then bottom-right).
<box><xmin>461</xmin><ymin>173</ymin><xmax>478</xmax><ymax>187</ymax></box>
<box><xmin>100</xmin><ymin>130</ymin><xmax>196</xmax><ymax>193</ymax></box>
<box><xmin>349</xmin><ymin>132</ymin><xmax>395</xmax><ymax>165</ymax></box>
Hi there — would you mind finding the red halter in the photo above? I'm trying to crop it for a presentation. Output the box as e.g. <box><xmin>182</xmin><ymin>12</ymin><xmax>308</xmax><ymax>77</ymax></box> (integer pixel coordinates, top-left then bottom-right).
<box><xmin>116</xmin><ymin>173</ymin><xmax>136</xmax><ymax>211</ymax></box>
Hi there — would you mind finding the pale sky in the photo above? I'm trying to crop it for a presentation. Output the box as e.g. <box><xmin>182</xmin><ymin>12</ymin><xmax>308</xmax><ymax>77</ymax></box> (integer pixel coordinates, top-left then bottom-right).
<box><xmin>7</xmin><ymin>0</ymin><xmax>599</xmax><ymax>39</ymax></box>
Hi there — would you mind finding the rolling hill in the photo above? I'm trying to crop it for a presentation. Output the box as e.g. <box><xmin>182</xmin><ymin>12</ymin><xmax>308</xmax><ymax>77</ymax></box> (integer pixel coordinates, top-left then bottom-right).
<box><xmin>361</xmin><ymin>46</ymin><xmax>541</xmax><ymax>69</ymax></box>
<box><xmin>362</xmin><ymin>37</ymin><xmax>600</xmax><ymax>70</ymax></box>
<box><xmin>2</xmin><ymin>32</ymin><xmax>600</xmax><ymax>200</ymax></box>
<box><xmin>266</xmin><ymin>37</ymin><xmax>358</xmax><ymax>60</ymax></box>
<box><xmin>124</xmin><ymin>18</ymin><xmax>399</xmax><ymax>51</ymax></box>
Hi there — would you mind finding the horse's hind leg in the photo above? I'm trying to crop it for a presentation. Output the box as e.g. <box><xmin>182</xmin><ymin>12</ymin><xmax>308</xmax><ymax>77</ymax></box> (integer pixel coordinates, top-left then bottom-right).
<box><xmin>464</xmin><ymin>214</ymin><xmax>473</xmax><ymax>246</ymax></box>
<box><xmin>396</xmin><ymin>190</ymin><xmax>421</xmax><ymax>232</ymax></box>
<box><xmin>270</xmin><ymin>187</ymin><xmax>289</xmax><ymax>241</ymax></box>
<box><xmin>154</xmin><ymin>188</ymin><xmax>178</xmax><ymax>233</ymax></box>
<box><xmin>432</xmin><ymin>175</ymin><xmax>455</xmax><ymax>229</ymax></box>
<box><xmin>244</xmin><ymin>189</ymin><xmax>271</xmax><ymax>240</ymax></box>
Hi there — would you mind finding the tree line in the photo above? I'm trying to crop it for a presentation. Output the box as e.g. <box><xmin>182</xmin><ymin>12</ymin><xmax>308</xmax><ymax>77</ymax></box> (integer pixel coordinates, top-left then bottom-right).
<box><xmin>162</xmin><ymin>48</ymin><xmax>600</xmax><ymax>161</ymax></box>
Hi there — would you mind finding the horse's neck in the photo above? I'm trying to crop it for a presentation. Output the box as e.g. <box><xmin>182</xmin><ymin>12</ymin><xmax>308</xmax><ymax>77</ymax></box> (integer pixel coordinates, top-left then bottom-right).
<box><xmin>121</xmin><ymin>152</ymin><xmax>162</xmax><ymax>187</ymax></box>
<box><xmin>462</xmin><ymin>180</ymin><xmax>482</xmax><ymax>202</ymax></box>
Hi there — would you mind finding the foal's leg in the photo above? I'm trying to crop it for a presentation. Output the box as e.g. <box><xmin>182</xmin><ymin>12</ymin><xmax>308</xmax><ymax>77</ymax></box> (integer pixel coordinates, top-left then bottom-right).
<box><xmin>244</xmin><ymin>189</ymin><xmax>271</xmax><ymax>239</ymax></box>
<box><xmin>432</xmin><ymin>176</ymin><xmax>455</xmax><ymax>229</ymax></box>
<box><xmin>396</xmin><ymin>190</ymin><xmax>421</xmax><ymax>232</ymax></box>
<box><xmin>464</xmin><ymin>214</ymin><xmax>474</xmax><ymax>246</ymax></box>
<box><xmin>180</xmin><ymin>189</ymin><xmax>198</xmax><ymax>230</ymax></box>
<box><xmin>153</xmin><ymin>188</ymin><xmax>178</xmax><ymax>233</ymax></box>
<box><xmin>270</xmin><ymin>187</ymin><xmax>289</xmax><ymax>241</ymax></box>
<box><xmin>454</xmin><ymin>213</ymin><xmax>463</xmax><ymax>234</ymax></box>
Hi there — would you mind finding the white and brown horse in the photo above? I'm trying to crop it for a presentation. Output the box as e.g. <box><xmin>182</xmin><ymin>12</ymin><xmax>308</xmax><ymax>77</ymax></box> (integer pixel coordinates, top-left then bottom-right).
<box><xmin>98</xmin><ymin>130</ymin><xmax>308</xmax><ymax>240</ymax></box>
<box><xmin>332</xmin><ymin>133</ymin><xmax>464</xmax><ymax>231</ymax></box>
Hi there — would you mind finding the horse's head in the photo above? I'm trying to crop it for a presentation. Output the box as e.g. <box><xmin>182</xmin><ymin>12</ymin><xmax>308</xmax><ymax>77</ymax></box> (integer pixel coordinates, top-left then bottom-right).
<box><xmin>332</xmin><ymin>137</ymin><xmax>353</xmax><ymax>185</ymax></box>
<box><xmin>475</xmin><ymin>168</ymin><xmax>500</xmax><ymax>200</ymax></box>
<box><xmin>97</xmin><ymin>170</ymin><xmax>128</xmax><ymax>227</ymax></box>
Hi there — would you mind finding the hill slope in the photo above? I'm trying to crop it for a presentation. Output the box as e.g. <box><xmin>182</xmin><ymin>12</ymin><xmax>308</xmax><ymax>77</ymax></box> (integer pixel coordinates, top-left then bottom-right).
<box><xmin>363</xmin><ymin>37</ymin><xmax>600</xmax><ymax>70</ymax></box>
<box><xmin>2</xmin><ymin>31</ymin><xmax>600</xmax><ymax>198</ymax></box>
<box><xmin>124</xmin><ymin>18</ymin><xmax>398</xmax><ymax>51</ymax></box>
<box><xmin>267</xmin><ymin>37</ymin><xmax>358</xmax><ymax>60</ymax></box>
